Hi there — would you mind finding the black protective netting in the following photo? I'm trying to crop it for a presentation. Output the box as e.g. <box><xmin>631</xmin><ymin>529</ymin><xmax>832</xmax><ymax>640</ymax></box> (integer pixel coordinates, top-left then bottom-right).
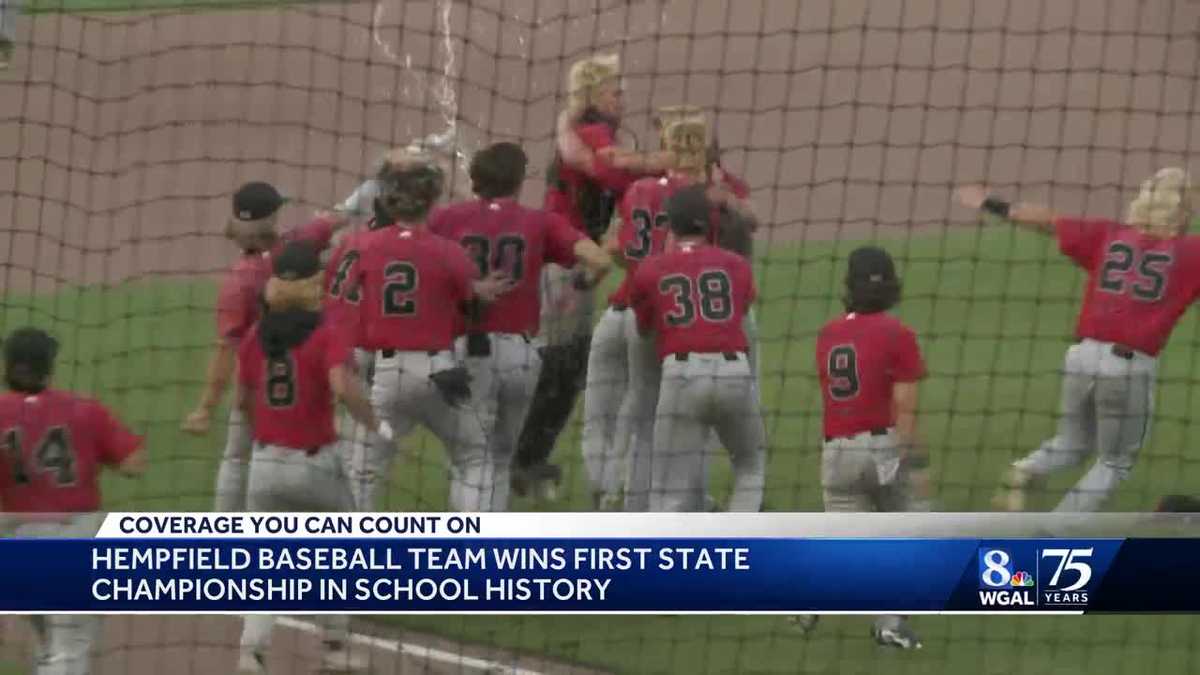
<box><xmin>2</xmin><ymin>0</ymin><xmax>1200</xmax><ymax>673</ymax></box>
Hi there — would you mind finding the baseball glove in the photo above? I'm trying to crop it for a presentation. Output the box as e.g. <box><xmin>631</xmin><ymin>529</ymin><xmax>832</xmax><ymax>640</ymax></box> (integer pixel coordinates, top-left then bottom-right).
<box><xmin>429</xmin><ymin>366</ymin><xmax>472</xmax><ymax>407</ymax></box>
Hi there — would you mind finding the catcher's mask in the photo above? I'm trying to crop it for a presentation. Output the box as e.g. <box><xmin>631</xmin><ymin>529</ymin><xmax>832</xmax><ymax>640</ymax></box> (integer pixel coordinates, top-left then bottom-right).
<box><xmin>662</xmin><ymin>116</ymin><xmax>709</xmax><ymax>174</ymax></box>
<box><xmin>843</xmin><ymin>246</ymin><xmax>901</xmax><ymax>314</ymax></box>
<box><xmin>373</xmin><ymin>149</ymin><xmax>446</xmax><ymax>226</ymax></box>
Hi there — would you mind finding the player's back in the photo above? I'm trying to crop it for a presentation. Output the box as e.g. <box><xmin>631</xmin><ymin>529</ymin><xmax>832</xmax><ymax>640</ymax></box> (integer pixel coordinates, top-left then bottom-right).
<box><xmin>634</xmin><ymin>242</ymin><xmax>754</xmax><ymax>359</ymax></box>
<box><xmin>239</xmin><ymin>320</ymin><xmax>347</xmax><ymax>450</ymax></box>
<box><xmin>430</xmin><ymin>198</ymin><xmax>580</xmax><ymax>335</ymax></box>
<box><xmin>0</xmin><ymin>389</ymin><xmax>142</xmax><ymax>512</ymax></box>
<box><xmin>1059</xmin><ymin>217</ymin><xmax>1200</xmax><ymax>356</ymax></box>
<box><xmin>352</xmin><ymin>226</ymin><xmax>476</xmax><ymax>352</ymax></box>
<box><xmin>815</xmin><ymin>312</ymin><xmax>925</xmax><ymax>439</ymax></box>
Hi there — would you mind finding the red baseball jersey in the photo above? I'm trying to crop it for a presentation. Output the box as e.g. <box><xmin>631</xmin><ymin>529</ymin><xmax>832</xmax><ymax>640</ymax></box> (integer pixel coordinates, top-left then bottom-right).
<box><xmin>631</xmin><ymin>241</ymin><xmax>755</xmax><ymax>359</ymax></box>
<box><xmin>429</xmin><ymin>198</ymin><xmax>583</xmax><ymax>335</ymax></box>
<box><xmin>1056</xmin><ymin>217</ymin><xmax>1200</xmax><ymax>356</ymax></box>
<box><xmin>324</xmin><ymin>223</ymin><xmax>381</xmax><ymax>342</ymax></box>
<box><xmin>545</xmin><ymin>122</ymin><xmax>640</xmax><ymax>233</ymax></box>
<box><xmin>215</xmin><ymin>216</ymin><xmax>338</xmax><ymax>345</ymax></box>
<box><xmin>331</xmin><ymin>226</ymin><xmax>478</xmax><ymax>352</ymax></box>
<box><xmin>237</xmin><ymin>319</ymin><xmax>350</xmax><ymax>450</ymax></box>
<box><xmin>0</xmin><ymin>389</ymin><xmax>142</xmax><ymax>512</ymax></box>
<box><xmin>815</xmin><ymin>312</ymin><xmax>926</xmax><ymax>439</ymax></box>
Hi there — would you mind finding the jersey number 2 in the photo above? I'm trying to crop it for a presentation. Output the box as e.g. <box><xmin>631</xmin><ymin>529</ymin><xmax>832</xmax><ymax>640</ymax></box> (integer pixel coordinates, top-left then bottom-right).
<box><xmin>827</xmin><ymin>345</ymin><xmax>860</xmax><ymax>400</ymax></box>
<box><xmin>2</xmin><ymin>426</ymin><xmax>77</xmax><ymax>487</ymax></box>
<box><xmin>1098</xmin><ymin>242</ymin><xmax>1171</xmax><ymax>301</ymax></box>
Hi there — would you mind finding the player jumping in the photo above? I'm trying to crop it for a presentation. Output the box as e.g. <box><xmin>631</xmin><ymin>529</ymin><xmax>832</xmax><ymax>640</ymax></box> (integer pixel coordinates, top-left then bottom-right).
<box><xmin>181</xmin><ymin>181</ymin><xmax>350</xmax><ymax>512</ymax></box>
<box><xmin>809</xmin><ymin>246</ymin><xmax>929</xmax><ymax>649</ymax></box>
<box><xmin>430</xmin><ymin>141</ymin><xmax>611</xmax><ymax>511</ymax></box>
<box><xmin>234</xmin><ymin>241</ymin><xmax>386</xmax><ymax>673</ymax></box>
<box><xmin>629</xmin><ymin>184</ymin><xmax>766</xmax><ymax>513</ymax></box>
<box><xmin>958</xmin><ymin>168</ymin><xmax>1200</xmax><ymax>513</ymax></box>
<box><xmin>0</xmin><ymin>327</ymin><xmax>146</xmax><ymax>674</ymax></box>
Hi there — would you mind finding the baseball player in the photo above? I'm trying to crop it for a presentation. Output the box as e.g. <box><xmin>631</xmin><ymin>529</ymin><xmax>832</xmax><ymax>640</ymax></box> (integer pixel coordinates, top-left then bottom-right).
<box><xmin>811</xmin><ymin>245</ymin><xmax>928</xmax><ymax>650</ymax></box>
<box><xmin>181</xmin><ymin>181</ymin><xmax>349</xmax><ymax>512</ymax></box>
<box><xmin>959</xmin><ymin>169</ymin><xmax>1200</xmax><ymax>513</ymax></box>
<box><xmin>430</xmin><ymin>142</ymin><xmax>611</xmax><ymax>511</ymax></box>
<box><xmin>0</xmin><ymin>327</ymin><xmax>146</xmax><ymax>674</ymax></box>
<box><xmin>235</xmin><ymin>241</ymin><xmax>385</xmax><ymax>674</ymax></box>
<box><xmin>329</xmin><ymin>149</ymin><xmax>511</xmax><ymax>511</ymax></box>
<box><xmin>510</xmin><ymin>53</ymin><xmax>673</xmax><ymax>500</ymax></box>
<box><xmin>629</xmin><ymin>184</ymin><xmax>766</xmax><ymax>513</ymax></box>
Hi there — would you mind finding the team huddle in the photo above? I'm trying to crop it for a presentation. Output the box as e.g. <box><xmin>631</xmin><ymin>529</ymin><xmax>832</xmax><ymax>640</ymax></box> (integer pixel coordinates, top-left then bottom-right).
<box><xmin>3</xmin><ymin>51</ymin><xmax>1200</xmax><ymax>672</ymax></box>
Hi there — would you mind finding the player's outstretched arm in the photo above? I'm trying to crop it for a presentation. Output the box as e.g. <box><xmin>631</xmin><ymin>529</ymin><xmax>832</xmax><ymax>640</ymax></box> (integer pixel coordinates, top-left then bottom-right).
<box><xmin>956</xmin><ymin>184</ymin><xmax>1057</xmax><ymax>235</ymax></box>
<box><xmin>572</xmin><ymin>239</ymin><xmax>614</xmax><ymax>288</ymax></box>
<box><xmin>181</xmin><ymin>340</ymin><xmax>236</xmax><ymax>435</ymax></box>
<box><xmin>117</xmin><ymin>448</ymin><xmax>147</xmax><ymax>477</ymax></box>
<box><xmin>329</xmin><ymin>364</ymin><xmax>390</xmax><ymax>442</ymax></box>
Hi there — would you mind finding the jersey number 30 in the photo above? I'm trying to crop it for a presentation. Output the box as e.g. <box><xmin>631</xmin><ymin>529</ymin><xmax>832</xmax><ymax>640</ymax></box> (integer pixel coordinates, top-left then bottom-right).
<box><xmin>660</xmin><ymin>271</ymin><xmax>734</xmax><ymax>326</ymax></box>
<box><xmin>2</xmin><ymin>426</ymin><xmax>77</xmax><ymax>487</ymax></box>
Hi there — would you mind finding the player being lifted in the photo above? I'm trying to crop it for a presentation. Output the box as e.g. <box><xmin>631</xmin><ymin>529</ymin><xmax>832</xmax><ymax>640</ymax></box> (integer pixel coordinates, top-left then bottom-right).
<box><xmin>0</xmin><ymin>327</ymin><xmax>146</xmax><ymax>674</ymax></box>
<box><xmin>235</xmin><ymin>241</ymin><xmax>385</xmax><ymax>674</ymax></box>
<box><xmin>629</xmin><ymin>184</ymin><xmax>766</xmax><ymax>513</ymax></box>
<box><xmin>328</xmin><ymin>148</ymin><xmax>510</xmax><ymax>511</ymax></box>
<box><xmin>809</xmin><ymin>246</ymin><xmax>929</xmax><ymax>650</ymax></box>
<box><xmin>959</xmin><ymin>168</ymin><xmax>1200</xmax><ymax>512</ymax></box>
<box><xmin>511</xmin><ymin>53</ymin><xmax>673</xmax><ymax>501</ymax></box>
<box><xmin>430</xmin><ymin>142</ymin><xmax>612</xmax><ymax>511</ymax></box>
<box><xmin>181</xmin><ymin>181</ymin><xmax>350</xmax><ymax>511</ymax></box>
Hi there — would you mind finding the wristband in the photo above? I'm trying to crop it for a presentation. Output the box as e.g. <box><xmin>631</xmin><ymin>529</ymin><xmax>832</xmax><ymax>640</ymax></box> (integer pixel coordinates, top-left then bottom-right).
<box><xmin>981</xmin><ymin>197</ymin><xmax>1011</xmax><ymax>219</ymax></box>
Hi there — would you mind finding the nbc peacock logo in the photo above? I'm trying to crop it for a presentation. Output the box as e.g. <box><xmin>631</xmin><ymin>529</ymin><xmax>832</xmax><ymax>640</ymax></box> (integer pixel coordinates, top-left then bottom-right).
<box><xmin>1010</xmin><ymin>570</ymin><xmax>1034</xmax><ymax>587</ymax></box>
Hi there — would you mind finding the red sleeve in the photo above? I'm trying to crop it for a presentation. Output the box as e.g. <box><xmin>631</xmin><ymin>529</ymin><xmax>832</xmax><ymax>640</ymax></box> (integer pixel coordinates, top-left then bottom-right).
<box><xmin>740</xmin><ymin>258</ymin><xmax>757</xmax><ymax>307</ymax></box>
<box><xmin>322</xmin><ymin>325</ymin><xmax>353</xmax><ymax>373</ymax></box>
<box><xmin>543</xmin><ymin>212</ymin><xmax>584</xmax><ymax>266</ymax></box>
<box><xmin>1055</xmin><ymin>217</ymin><xmax>1112</xmax><ymax>270</ymax></box>
<box><xmin>630</xmin><ymin>264</ymin><xmax>656</xmax><ymax>331</ymax></box>
<box><xmin>89</xmin><ymin>402</ymin><xmax>142</xmax><ymax>467</ymax></box>
<box><xmin>215</xmin><ymin>273</ymin><xmax>258</xmax><ymax>344</ymax></box>
<box><xmin>721</xmin><ymin>171</ymin><xmax>750</xmax><ymax>199</ymax></box>
<box><xmin>285</xmin><ymin>215</ymin><xmax>338</xmax><ymax>251</ymax></box>
<box><xmin>577</xmin><ymin>123</ymin><xmax>640</xmax><ymax>192</ymax></box>
<box><xmin>891</xmin><ymin>324</ymin><xmax>926</xmax><ymax>383</ymax></box>
<box><xmin>427</xmin><ymin>207</ymin><xmax>450</xmax><ymax>237</ymax></box>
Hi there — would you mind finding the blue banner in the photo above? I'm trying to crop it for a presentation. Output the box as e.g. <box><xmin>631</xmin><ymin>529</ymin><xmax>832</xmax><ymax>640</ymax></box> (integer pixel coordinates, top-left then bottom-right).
<box><xmin>0</xmin><ymin>537</ymin><xmax>1187</xmax><ymax>612</ymax></box>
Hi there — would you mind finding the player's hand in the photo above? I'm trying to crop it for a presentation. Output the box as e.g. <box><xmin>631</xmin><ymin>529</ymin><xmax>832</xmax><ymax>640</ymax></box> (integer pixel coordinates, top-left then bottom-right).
<box><xmin>180</xmin><ymin>408</ymin><xmax>211</xmax><ymax>435</ymax></box>
<box><xmin>376</xmin><ymin>421</ymin><xmax>395</xmax><ymax>443</ymax></box>
<box><xmin>956</xmin><ymin>184</ymin><xmax>989</xmax><ymax>210</ymax></box>
<box><xmin>473</xmin><ymin>271</ymin><xmax>517</xmax><ymax>303</ymax></box>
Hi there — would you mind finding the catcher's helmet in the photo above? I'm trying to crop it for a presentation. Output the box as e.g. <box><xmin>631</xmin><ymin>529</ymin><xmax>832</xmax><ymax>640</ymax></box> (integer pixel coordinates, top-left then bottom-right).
<box><xmin>374</xmin><ymin>148</ymin><xmax>445</xmax><ymax>225</ymax></box>
<box><xmin>662</xmin><ymin>115</ymin><xmax>709</xmax><ymax>174</ymax></box>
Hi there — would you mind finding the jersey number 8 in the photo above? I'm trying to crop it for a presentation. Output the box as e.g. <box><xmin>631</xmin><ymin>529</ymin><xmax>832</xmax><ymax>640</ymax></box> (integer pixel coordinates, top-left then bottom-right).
<box><xmin>659</xmin><ymin>271</ymin><xmax>734</xmax><ymax>326</ymax></box>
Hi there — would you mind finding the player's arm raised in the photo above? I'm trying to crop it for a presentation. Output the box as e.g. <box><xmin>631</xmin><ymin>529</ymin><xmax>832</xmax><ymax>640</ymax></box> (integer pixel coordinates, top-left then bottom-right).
<box><xmin>957</xmin><ymin>184</ymin><xmax>1057</xmax><ymax>234</ymax></box>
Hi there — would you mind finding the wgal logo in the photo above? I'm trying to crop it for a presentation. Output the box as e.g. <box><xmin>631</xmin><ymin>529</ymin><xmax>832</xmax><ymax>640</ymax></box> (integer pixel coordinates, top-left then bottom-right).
<box><xmin>977</xmin><ymin>549</ymin><xmax>1036</xmax><ymax>607</ymax></box>
<box><xmin>1038</xmin><ymin>548</ymin><xmax>1093</xmax><ymax>606</ymax></box>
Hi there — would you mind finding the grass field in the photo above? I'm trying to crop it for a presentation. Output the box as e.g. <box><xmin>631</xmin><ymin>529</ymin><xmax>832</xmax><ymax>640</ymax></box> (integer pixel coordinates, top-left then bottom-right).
<box><xmin>4</xmin><ymin>225</ymin><xmax>1200</xmax><ymax>673</ymax></box>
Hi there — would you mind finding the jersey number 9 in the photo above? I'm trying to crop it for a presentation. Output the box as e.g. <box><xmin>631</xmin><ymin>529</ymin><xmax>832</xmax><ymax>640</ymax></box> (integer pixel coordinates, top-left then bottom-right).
<box><xmin>827</xmin><ymin>345</ymin><xmax>860</xmax><ymax>400</ymax></box>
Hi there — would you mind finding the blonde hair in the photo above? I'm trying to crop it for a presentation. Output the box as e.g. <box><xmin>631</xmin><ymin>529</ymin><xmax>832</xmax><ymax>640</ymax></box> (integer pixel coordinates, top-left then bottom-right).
<box><xmin>264</xmin><ymin>275</ymin><xmax>323</xmax><ymax>312</ymax></box>
<box><xmin>1127</xmin><ymin>167</ymin><xmax>1194</xmax><ymax>237</ymax></box>
<box><xmin>663</xmin><ymin>116</ymin><xmax>709</xmax><ymax>174</ymax></box>
<box><xmin>567</xmin><ymin>54</ymin><xmax>620</xmax><ymax>112</ymax></box>
<box><xmin>225</xmin><ymin>214</ymin><xmax>279</xmax><ymax>252</ymax></box>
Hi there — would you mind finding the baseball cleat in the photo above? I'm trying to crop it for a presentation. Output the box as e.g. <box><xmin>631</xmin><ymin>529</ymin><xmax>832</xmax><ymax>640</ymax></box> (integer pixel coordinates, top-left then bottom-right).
<box><xmin>872</xmin><ymin>624</ymin><xmax>923</xmax><ymax>650</ymax></box>
<box><xmin>235</xmin><ymin>649</ymin><xmax>266</xmax><ymax>674</ymax></box>
<box><xmin>993</xmin><ymin>465</ymin><xmax>1033</xmax><ymax>512</ymax></box>
<box><xmin>319</xmin><ymin>642</ymin><xmax>370</xmax><ymax>673</ymax></box>
<box><xmin>787</xmin><ymin>614</ymin><xmax>820</xmax><ymax>637</ymax></box>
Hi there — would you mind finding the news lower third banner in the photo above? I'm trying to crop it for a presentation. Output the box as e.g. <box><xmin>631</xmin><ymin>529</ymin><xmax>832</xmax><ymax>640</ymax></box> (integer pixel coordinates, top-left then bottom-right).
<box><xmin>0</xmin><ymin>512</ymin><xmax>1197</xmax><ymax>614</ymax></box>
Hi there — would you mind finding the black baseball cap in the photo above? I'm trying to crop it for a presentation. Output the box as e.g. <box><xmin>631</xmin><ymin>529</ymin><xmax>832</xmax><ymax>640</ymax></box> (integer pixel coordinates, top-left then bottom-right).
<box><xmin>273</xmin><ymin>240</ymin><xmax>321</xmax><ymax>280</ymax></box>
<box><xmin>232</xmin><ymin>181</ymin><xmax>287</xmax><ymax>221</ymax></box>
<box><xmin>847</xmin><ymin>246</ymin><xmax>897</xmax><ymax>284</ymax></box>
<box><xmin>664</xmin><ymin>183</ymin><xmax>712</xmax><ymax>237</ymax></box>
<box><xmin>3</xmin><ymin>327</ymin><xmax>59</xmax><ymax>376</ymax></box>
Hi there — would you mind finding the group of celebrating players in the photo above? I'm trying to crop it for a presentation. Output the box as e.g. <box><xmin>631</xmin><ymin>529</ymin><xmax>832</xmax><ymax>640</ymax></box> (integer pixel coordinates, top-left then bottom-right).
<box><xmin>3</xmin><ymin>51</ymin><xmax>1200</xmax><ymax>672</ymax></box>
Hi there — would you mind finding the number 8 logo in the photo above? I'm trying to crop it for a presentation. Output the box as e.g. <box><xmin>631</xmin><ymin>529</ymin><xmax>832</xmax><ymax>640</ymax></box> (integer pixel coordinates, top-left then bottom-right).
<box><xmin>981</xmin><ymin>549</ymin><xmax>1012</xmax><ymax>588</ymax></box>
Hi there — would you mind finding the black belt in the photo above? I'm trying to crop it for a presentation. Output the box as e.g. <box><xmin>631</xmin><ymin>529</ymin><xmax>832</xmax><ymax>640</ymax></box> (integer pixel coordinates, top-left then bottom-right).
<box><xmin>1111</xmin><ymin>344</ymin><xmax>1135</xmax><ymax>360</ymax></box>
<box><xmin>673</xmin><ymin>352</ymin><xmax>742</xmax><ymax>362</ymax></box>
<box><xmin>825</xmin><ymin>428</ymin><xmax>888</xmax><ymax>443</ymax></box>
<box><xmin>612</xmin><ymin>303</ymin><xmax>629</xmax><ymax>311</ymax></box>
<box><xmin>380</xmin><ymin>349</ymin><xmax>440</xmax><ymax>358</ymax></box>
<box><xmin>466</xmin><ymin>332</ymin><xmax>532</xmax><ymax>358</ymax></box>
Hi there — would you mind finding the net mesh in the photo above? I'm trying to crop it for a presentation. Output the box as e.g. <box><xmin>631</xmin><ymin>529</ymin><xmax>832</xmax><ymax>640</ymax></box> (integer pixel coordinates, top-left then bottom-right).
<box><xmin>2</xmin><ymin>0</ymin><xmax>1200</xmax><ymax>672</ymax></box>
